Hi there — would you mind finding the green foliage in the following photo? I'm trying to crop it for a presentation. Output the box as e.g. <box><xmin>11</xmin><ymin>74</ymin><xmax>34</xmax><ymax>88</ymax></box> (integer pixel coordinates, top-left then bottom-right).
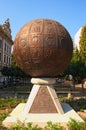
<box><xmin>72</xmin><ymin>49</ymin><xmax>80</xmax><ymax>62</ymax></box>
<box><xmin>10</xmin><ymin>121</ymin><xmax>63</xmax><ymax>130</ymax></box>
<box><xmin>0</xmin><ymin>112</ymin><xmax>8</xmax><ymax>130</ymax></box>
<box><xmin>0</xmin><ymin>112</ymin><xmax>8</xmax><ymax>122</ymax></box>
<box><xmin>1</xmin><ymin>66</ymin><xmax>30</xmax><ymax>78</ymax></box>
<box><xmin>0</xmin><ymin>98</ymin><xmax>26</xmax><ymax>109</ymax></box>
<box><xmin>0</xmin><ymin>125</ymin><xmax>7</xmax><ymax>130</ymax></box>
<box><xmin>11</xmin><ymin>121</ymin><xmax>42</xmax><ymax>130</ymax></box>
<box><xmin>27</xmin><ymin>122</ymin><xmax>42</xmax><ymax>130</ymax></box>
<box><xmin>1</xmin><ymin>98</ymin><xmax>86</xmax><ymax>129</ymax></box>
<box><xmin>11</xmin><ymin>54</ymin><xmax>18</xmax><ymax>67</ymax></box>
<box><xmin>60</xmin><ymin>45</ymin><xmax>86</xmax><ymax>79</ymax></box>
<box><xmin>62</xmin><ymin>56</ymin><xmax>86</xmax><ymax>79</ymax></box>
<box><xmin>45</xmin><ymin>121</ymin><xmax>63</xmax><ymax>130</ymax></box>
<box><xmin>67</xmin><ymin>118</ymin><xmax>80</xmax><ymax>129</ymax></box>
<box><xmin>59</xmin><ymin>97</ymin><xmax>86</xmax><ymax>112</ymax></box>
<box><xmin>1</xmin><ymin>66</ymin><xmax>10</xmax><ymax>77</ymax></box>
<box><xmin>67</xmin><ymin>118</ymin><xmax>86</xmax><ymax>130</ymax></box>
<box><xmin>79</xmin><ymin>25</ymin><xmax>86</xmax><ymax>65</ymax></box>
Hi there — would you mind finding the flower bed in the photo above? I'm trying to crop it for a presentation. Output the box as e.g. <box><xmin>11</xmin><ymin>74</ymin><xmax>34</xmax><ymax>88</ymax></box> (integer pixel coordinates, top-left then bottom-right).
<box><xmin>0</xmin><ymin>97</ymin><xmax>86</xmax><ymax>129</ymax></box>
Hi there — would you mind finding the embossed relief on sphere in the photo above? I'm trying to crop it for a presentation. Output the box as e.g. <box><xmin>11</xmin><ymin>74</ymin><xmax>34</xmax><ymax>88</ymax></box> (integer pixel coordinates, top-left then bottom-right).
<box><xmin>14</xmin><ymin>19</ymin><xmax>73</xmax><ymax>77</ymax></box>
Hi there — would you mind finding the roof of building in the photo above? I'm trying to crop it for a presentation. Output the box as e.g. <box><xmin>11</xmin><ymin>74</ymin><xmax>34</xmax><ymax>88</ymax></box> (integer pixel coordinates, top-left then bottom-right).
<box><xmin>0</xmin><ymin>19</ymin><xmax>13</xmax><ymax>45</ymax></box>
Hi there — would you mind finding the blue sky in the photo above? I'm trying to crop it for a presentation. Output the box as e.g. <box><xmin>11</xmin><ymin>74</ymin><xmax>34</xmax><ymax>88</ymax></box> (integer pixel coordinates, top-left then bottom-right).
<box><xmin>0</xmin><ymin>0</ymin><xmax>86</xmax><ymax>40</ymax></box>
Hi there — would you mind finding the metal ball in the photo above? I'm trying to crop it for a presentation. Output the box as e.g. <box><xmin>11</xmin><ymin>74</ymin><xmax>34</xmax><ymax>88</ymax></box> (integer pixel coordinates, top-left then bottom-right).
<box><xmin>14</xmin><ymin>19</ymin><xmax>73</xmax><ymax>77</ymax></box>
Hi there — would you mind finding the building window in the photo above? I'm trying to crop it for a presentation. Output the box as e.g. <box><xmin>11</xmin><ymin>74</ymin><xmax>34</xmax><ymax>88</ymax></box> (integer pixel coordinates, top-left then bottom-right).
<box><xmin>0</xmin><ymin>53</ymin><xmax>1</xmax><ymax>61</ymax></box>
<box><xmin>4</xmin><ymin>43</ymin><xmax>6</xmax><ymax>51</ymax></box>
<box><xmin>4</xmin><ymin>55</ymin><xmax>6</xmax><ymax>63</ymax></box>
<box><xmin>9</xmin><ymin>47</ymin><xmax>11</xmax><ymax>54</ymax></box>
<box><xmin>7</xmin><ymin>45</ymin><xmax>9</xmax><ymax>53</ymax></box>
<box><xmin>7</xmin><ymin>56</ymin><xmax>8</xmax><ymax>64</ymax></box>
<box><xmin>0</xmin><ymin>40</ymin><xmax>2</xmax><ymax>48</ymax></box>
<box><xmin>9</xmin><ymin>57</ymin><xmax>10</xmax><ymax>64</ymax></box>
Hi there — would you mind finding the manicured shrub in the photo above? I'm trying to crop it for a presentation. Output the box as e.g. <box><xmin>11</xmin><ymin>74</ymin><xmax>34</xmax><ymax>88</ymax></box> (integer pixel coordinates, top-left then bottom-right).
<box><xmin>67</xmin><ymin>118</ymin><xmax>86</xmax><ymax>130</ymax></box>
<box><xmin>45</xmin><ymin>121</ymin><xmax>63</xmax><ymax>130</ymax></box>
<box><xmin>59</xmin><ymin>97</ymin><xmax>86</xmax><ymax>111</ymax></box>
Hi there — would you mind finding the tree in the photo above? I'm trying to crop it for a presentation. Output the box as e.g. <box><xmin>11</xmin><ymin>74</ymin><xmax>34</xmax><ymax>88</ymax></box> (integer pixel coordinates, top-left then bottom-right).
<box><xmin>1</xmin><ymin>66</ymin><xmax>10</xmax><ymax>77</ymax></box>
<box><xmin>1</xmin><ymin>54</ymin><xmax>31</xmax><ymax>80</ymax></box>
<box><xmin>79</xmin><ymin>25</ymin><xmax>86</xmax><ymax>65</ymax></box>
<box><xmin>11</xmin><ymin>54</ymin><xmax>17</xmax><ymax>67</ymax></box>
<box><xmin>71</xmin><ymin>49</ymin><xmax>80</xmax><ymax>63</ymax></box>
<box><xmin>1</xmin><ymin>66</ymin><xmax>30</xmax><ymax>79</ymax></box>
<box><xmin>60</xmin><ymin>49</ymin><xmax>86</xmax><ymax>80</ymax></box>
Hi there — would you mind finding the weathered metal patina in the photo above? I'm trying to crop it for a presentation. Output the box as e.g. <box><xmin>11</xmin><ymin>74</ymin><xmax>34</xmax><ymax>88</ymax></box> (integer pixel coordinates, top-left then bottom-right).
<box><xmin>14</xmin><ymin>19</ymin><xmax>73</xmax><ymax>77</ymax></box>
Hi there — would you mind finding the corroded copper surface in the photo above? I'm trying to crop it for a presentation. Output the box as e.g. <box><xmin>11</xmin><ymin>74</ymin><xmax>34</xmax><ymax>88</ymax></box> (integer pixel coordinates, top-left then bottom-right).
<box><xmin>14</xmin><ymin>19</ymin><xmax>73</xmax><ymax>77</ymax></box>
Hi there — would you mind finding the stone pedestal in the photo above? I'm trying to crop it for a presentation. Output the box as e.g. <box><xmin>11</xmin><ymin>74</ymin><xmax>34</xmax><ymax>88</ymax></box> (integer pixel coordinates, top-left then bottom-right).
<box><xmin>22</xmin><ymin>78</ymin><xmax>64</xmax><ymax>115</ymax></box>
<box><xmin>3</xmin><ymin>78</ymin><xmax>83</xmax><ymax>128</ymax></box>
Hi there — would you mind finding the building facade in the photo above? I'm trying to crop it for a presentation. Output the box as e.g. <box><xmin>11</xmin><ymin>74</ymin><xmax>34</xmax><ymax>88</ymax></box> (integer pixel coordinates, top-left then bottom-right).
<box><xmin>0</xmin><ymin>19</ymin><xmax>13</xmax><ymax>82</ymax></box>
<box><xmin>0</xmin><ymin>19</ymin><xmax>13</xmax><ymax>68</ymax></box>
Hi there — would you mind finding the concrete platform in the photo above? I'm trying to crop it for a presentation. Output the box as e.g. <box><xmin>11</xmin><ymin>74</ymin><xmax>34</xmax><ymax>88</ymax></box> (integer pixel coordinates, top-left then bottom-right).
<box><xmin>3</xmin><ymin>102</ymin><xmax>83</xmax><ymax>128</ymax></box>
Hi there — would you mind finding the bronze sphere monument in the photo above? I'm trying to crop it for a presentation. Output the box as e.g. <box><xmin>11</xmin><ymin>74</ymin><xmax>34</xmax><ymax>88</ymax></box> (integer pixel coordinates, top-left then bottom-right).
<box><xmin>3</xmin><ymin>19</ymin><xmax>83</xmax><ymax>129</ymax></box>
<box><xmin>14</xmin><ymin>18</ymin><xmax>73</xmax><ymax>77</ymax></box>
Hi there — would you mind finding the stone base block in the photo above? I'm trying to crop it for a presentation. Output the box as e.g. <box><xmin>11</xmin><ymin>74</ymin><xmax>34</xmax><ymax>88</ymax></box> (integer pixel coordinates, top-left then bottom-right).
<box><xmin>3</xmin><ymin>103</ymin><xmax>83</xmax><ymax>128</ymax></box>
